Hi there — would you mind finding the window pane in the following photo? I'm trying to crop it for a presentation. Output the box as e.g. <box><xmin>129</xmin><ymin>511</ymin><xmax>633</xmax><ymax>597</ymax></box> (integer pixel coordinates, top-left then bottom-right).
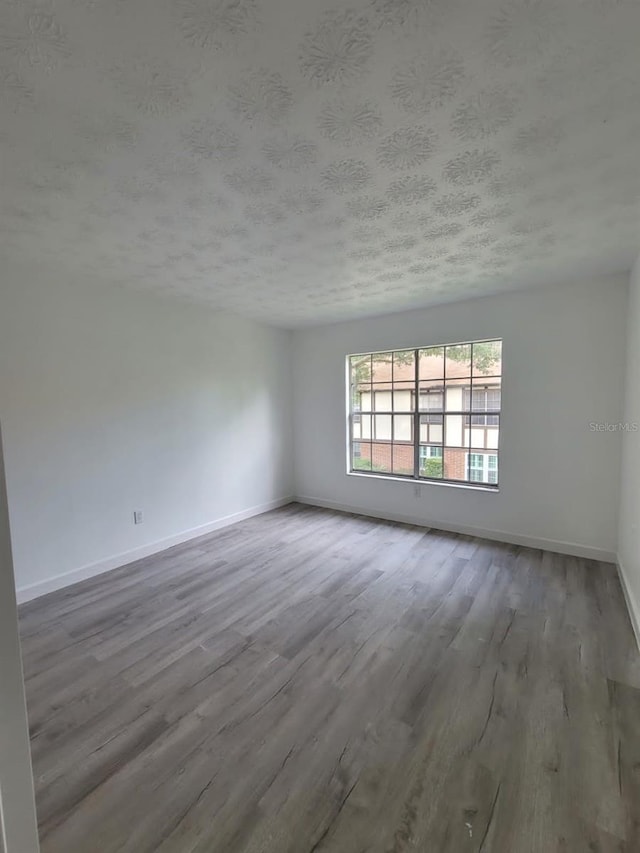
<box><xmin>394</xmin><ymin>414</ymin><xmax>413</xmax><ymax>442</ymax></box>
<box><xmin>352</xmin><ymin>414</ymin><xmax>362</xmax><ymax>440</ymax></box>
<box><xmin>419</xmin><ymin>381</ymin><xmax>444</xmax><ymax>411</ymax></box>
<box><xmin>371</xmin><ymin>442</ymin><xmax>392</xmax><ymax>473</ymax></box>
<box><xmin>468</xmin><ymin>413</ymin><xmax>500</xmax><ymax>426</ymax></box>
<box><xmin>445</xmin><ymin>343</ymin><xmax>472</xmax><ymax>378</ymax></box>
<box><xmin>468</xmin><ymin>452</ymin><xmax>485</xmax><ymax>482</ymax></box>
<box><xmin>472</xmin><ymin>340</ymin><xmax>502</xmax><ymax>378</ymax></box>
<box><xmin>373</xmin><ymin>413</ymin><xmax>392</xmax><ymax>440</ymax></box>
<box><xmin>352</xmin><ymin>443</ymin><xmax>371</xmax><ymax>470</ymax></box>
<box><xmin>469</xmin><ymin>414</ymin><xmax>500</xmax><ymax>451</ymax></box>
<box><xmin>444</xmin><ymin>414</ymin><xmax>466</xmax><ymax>448</ymax></box>
<box><xmin>393</xmin><ymin>349</ymin><xmax>415</xmax><ymax>382</ymax></box>
<box><xmin>419</xmin><ymin>413</ymin><xmax>443</xmax><ymax>443</ymax></box>
<box><xmin>373</xmin><ymin>389</ymin><xmax>392</xmax><ymax>412</ymax></box>
<box><xmin>467</xmin><ymin>379</ymin><xmax>501</xmax><ymax>427</ymax></box>
<box><xmin>443</xmin><ymin>447</ymin><xmax>468</xmax><ymax>481</ymax></box>
<box><xmin>372</xmin><ymin>352</ymin><xmax>393</xmax><ymax>383</ymax></box>
<box><xmin>466</xmin><ymin>452</ymin><xmax>499</xmax><ymax>484</ymax></box>
<box><xmin>393</xmin><ymin>382</ymin><xmax>415</xmax><ymax>412</ymax></box>
<box><xmin>420</xmin><ymin>444</ymin><xmax>443</xmax><ymax>458</ymax></box>
<box><xmin>357</xmin><ymin>385</ymin><xmax>372</xmax><ymax>413</ymax></box>
<box><xmin>488</xmin><ymin>419</ymin><xmax>500</xmax><ymax>451</ymax></box>
<box><xmin>471</xmin><ymin>377</ymin><xmax>502</xmax><ymax>405</ymax></box>
<box><xmin>350</xmin><ymin>354</ymin><xmax>372</xmax><ymax>384</ymax></box>
<box><xmin>486</xmin><ymin>388</ymin><xmax>501</xmax><ymax>410</ymax></box>
<box><xmin>444</xmin><ymin>381</ymin><xmax>468</xmax><ymax>412</ymax></box>
<box><xmin>352</xmin><ymin>383</ymin><xmax>371</xmax><ymax>412</ymax></box>
<box><xmin>393</xmin><ymin>444</ymin><xmax>415</xmax><ymax>476</ymax></box>
<box><xmin>419</xmin><ymin>445</ymin><xmax>443</xmax><ymax>479</ymax></box>
<box><xmin>358</xmin><ymin>414</ymin><xmax>372</xmax><ymax>440</ymax></box>
<box><xmin>419</xmin><ymin>346</ymin><xmax>445</xmax><ymax>380</ymax></box>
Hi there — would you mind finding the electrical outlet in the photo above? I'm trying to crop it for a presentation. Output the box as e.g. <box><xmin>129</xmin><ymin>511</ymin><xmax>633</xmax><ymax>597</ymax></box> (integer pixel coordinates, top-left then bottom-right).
<box><xmin>133</xmin><ymin>510</ymin><xmax>144</xmax><ymax>525</ymax></box>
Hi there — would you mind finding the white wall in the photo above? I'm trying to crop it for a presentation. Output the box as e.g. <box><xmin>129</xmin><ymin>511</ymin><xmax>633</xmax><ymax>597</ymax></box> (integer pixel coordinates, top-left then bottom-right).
<box><xmin>0</xmin><ymin>262</ymin><xmax>293</xmax><ymax>600</ymax></box>
<box><xmin>0</xmin><ymin>261</ymin><xmax>629</xmax><ymax>603</ymax></box>
<box><xmin>293</xmin><ymin>275</ymin><xmax>628</xmax><ymax>560</ymax></box>
<box><xmin>618</xmin><ymin>255</ymin><xmax>640</xmax><ymax>645</ymax></box>
<box><xmin>0</xmin><ymin>423</ymin><xmax>40</xmax><ymax>853</ymax></box>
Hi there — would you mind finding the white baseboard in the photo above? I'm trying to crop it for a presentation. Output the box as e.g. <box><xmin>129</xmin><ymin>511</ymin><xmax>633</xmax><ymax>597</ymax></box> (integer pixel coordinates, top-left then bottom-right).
<box><xmin>16</xmin><ymin>494</ymin><xmax>619</xmax><ymax>606</ymax></box>
<box><xmin>295</xmin><ymin>495</ymin><xmax>616</xmax><ymax>563</ymax></box>
<box><xmin>616</xmin><ymin>556</ymin><xmax>640</xmax><ymax>652</ymax></box>
<box><xmin>16</xmin><ymin>497</ymin><xmax>294</xmax><ymax>604</ymax></box>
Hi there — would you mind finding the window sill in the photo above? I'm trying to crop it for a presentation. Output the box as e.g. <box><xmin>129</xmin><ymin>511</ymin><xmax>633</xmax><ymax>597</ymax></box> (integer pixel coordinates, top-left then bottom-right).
<box><xmin>347</xmin><ymin>471</ymin><xmax>500</xmax><ymax>493</ymax></box>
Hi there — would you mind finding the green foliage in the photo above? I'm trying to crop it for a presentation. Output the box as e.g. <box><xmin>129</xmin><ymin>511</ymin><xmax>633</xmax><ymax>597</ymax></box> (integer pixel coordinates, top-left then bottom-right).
<box><xmin>351</xmin><ymin>341</ymin><xmax>500</xmax><ymax>384</ymax></box>
<box><xmin>469</xmin><ymin>341</ymin><xmax>501</xmax><ymax>374</ymax></box>
<box><xmin>351</xmin><ymin>356</ymin><xmax>373</xmax><ymax>385</ymax></box>
<box><xmin>352</xmin><ymin>457</ymin><xmax>386</xmax><ymax>472</ymax></box>
<box><xmin>353</xmin><ymin>457</ymin><xmax>371</xmax><ymax>471</ymax></box>
<box><xmin>420</xmin><ymin>457</ymin><xmax>443</xmax><ymax>479</ymax></box>
<box><xmin>350</xmin><ymin>350</ymin><xmax>413</xmax><ymax>384</ymax></box>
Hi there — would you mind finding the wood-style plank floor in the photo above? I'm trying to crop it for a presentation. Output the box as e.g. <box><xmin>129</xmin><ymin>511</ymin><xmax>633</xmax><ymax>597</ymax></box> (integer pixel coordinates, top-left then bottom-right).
<box><xmin>19</xmin><ymin>503</ymin><xmax>640</xmax><ymax>853</ymax></box>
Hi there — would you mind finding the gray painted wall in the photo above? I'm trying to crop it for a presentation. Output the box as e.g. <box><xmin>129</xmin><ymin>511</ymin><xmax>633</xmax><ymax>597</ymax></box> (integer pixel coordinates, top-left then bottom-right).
<box><xmin>0</xmin><ymin>422</ymin><xmax>40</xmax><ymax>853</ymax></box>
<box><xmin>618</xmin><ymin>255</ymin><xmax>640</xmax><ymax>645</ymax></box>
<box><xmin>293</xmin><ymin>275</ymin><xmax>627</xmax><ymax>559</ymax></box>
<box><xmin>0</xmin><ymin>264</ymin><xmax>293</xmax><ymax>601</ymax></box>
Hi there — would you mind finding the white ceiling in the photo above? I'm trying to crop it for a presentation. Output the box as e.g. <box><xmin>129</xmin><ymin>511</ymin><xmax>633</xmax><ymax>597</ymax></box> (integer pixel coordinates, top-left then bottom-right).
<box><xmin>1</xmin><ymin>0</ymin><xmax>639</xmax><ymax>328</ymax></box>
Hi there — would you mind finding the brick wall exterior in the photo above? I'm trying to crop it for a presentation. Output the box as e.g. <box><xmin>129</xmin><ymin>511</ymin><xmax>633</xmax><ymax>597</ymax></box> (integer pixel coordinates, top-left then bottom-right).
<box><xmin>357</xmin><ymin>443</ymin><xmax>470</xmax><ymax>480</ymax></box>
<box><xmin>443</xmin><ymin>448</ymin><xmax>467</xmax><ymax>480</ymax></box>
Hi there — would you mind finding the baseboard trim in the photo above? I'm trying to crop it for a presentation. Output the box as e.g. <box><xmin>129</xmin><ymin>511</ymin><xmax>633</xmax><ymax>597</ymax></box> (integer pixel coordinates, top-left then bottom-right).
<box><xmin>16</xmin><ymin>497</ymin><xmax>294</xmax><ymax>604</ymax></box>
<box><xmin>17</xmin><ymin>494</ymin><xmax>618</xmax><ymax>605</ymax></box>
<box><xmin>616</xmin><ymin>556</ymin><xmax>640</xmax><ymax>652</ymax></box>
<box><xmin>295</xmin><ymin>495</ymin><xmax>616</xmax><ymax>563</ymax></box>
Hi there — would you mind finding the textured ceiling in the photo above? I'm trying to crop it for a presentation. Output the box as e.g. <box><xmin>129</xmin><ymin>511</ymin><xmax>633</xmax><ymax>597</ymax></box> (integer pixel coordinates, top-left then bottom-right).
<box><xmin>1</xmin><ymin>0</ymin><xmax>639</xmax><ymax>327</ymax></box>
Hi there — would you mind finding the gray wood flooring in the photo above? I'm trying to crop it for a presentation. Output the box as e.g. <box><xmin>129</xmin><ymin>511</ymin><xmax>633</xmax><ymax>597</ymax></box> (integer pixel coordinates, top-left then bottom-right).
<box><xmin>18</xmin><ymin>503</ymin><xmax>640</xmax><ymax>852</ymax></box>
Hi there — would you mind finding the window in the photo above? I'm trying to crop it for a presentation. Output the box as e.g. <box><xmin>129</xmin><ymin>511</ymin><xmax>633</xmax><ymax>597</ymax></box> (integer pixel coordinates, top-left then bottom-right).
<box><xmin>419</xmin><ymin>445</ymin><xmax>443</xmax><ymax>460</ymax></box>
<box><xmin>348</xmin><ymin>339</ymin><xmax>501</xmax><ymax>487</ymax></box>
<box><xmin>420</xmin><ymin>388</ymin><xmax>444</xmax><ymax>410</ymax></box>
<box><xmin>467</xmin><ymin>453</ymin><xmax>498</xmax><ymax>485</ymax></box>
<box><xmin>463</xmin><ymin>387</ymin><xmax>501</xmax><ymax>426</ymax></box>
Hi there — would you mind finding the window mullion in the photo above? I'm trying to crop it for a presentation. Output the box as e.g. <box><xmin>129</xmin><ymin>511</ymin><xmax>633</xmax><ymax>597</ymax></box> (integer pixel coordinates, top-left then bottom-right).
<box><xmin>413</xmin><ymin>348</ymin><xmax>420</xmax><ymax>479</ymax></box>
<box><xmin>467</xmin><ymin>394</ymin><xmax>473</xmax><ymax>481</ymax></box>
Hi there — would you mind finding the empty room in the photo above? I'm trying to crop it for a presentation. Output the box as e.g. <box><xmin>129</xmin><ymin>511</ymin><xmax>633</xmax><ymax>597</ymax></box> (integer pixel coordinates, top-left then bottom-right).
<box><xmin>1</xmin><ymin>0</ymin><xmax>640</xmax><ymax>851</ymax></box>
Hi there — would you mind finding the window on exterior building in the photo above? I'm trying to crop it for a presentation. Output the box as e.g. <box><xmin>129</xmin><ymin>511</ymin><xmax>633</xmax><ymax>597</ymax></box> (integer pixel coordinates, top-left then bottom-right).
<box><xmin>419</xmin><ymin>445</ymin><xmax>443</xmax><ymax>460</ymax></box>
<box><xmin>463</xmin><ymin>387</ymin><xmax>501</xmax><ymax>426</ymax></box>
<box><xmin>467</xmin><ymin>453</ymin><xmax>498</xmax><ymax>484</ymax></box>
<box><xmin>348</xmin><ymin>339</ymin><xmax>502</xmax><ymax>487</ymax></box>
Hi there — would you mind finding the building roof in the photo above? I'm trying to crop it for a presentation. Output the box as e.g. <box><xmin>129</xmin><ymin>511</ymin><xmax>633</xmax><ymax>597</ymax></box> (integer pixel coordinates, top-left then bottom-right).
<box><xmin>353</xmin><ymin>352</ymin><xmax>501</xmax><ymax>387</ymax></box>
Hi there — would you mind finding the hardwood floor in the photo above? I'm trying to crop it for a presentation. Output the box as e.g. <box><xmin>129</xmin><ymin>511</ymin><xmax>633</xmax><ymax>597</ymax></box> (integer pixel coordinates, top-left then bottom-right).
<box><xmin>19</xmin><ymin>503</ymin><xmax>640</xmax><ymax>853</ymax></box>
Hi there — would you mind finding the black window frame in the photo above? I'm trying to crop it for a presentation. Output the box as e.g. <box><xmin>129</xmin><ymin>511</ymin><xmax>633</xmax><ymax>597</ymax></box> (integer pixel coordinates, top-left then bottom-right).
<box><xmin>347</xmin><ymin>339</ymin><xmax>502</xmax><ymax>488</ymax></box>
